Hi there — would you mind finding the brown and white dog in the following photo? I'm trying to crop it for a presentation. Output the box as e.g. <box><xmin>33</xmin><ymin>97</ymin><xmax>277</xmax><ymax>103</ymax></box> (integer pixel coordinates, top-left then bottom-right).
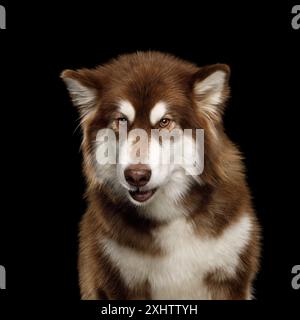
<box><xmin>61</xmin><ymin>51</ymin><xmax>260</xmax><ymax>300</ymax></box>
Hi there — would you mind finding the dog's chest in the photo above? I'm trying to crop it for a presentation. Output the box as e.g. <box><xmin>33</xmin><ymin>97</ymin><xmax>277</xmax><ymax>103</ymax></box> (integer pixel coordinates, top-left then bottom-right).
<box><xmin>102</xmin><ymin>215</ymin><xmax>251</xmax><ymax>299</ymax></box>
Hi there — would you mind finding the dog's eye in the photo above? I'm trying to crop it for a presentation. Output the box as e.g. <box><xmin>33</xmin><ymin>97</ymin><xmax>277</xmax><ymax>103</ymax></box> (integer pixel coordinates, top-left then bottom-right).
<box><xmin>159</xmin><ymin>118</ymin><xmax>170</xmax><ymax>128</ymax></box>
<box><xmin>117</xmin><ymin>117</ymin><xmax>128</xmax><ymax>123</ymax></box>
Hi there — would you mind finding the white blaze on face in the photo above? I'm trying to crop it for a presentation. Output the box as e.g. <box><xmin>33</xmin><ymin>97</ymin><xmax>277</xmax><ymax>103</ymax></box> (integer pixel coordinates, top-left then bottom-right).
<box><xmin>119</xmin><ymin>101</ymin><xmax>171</xmax><ymax>164</ymax></box>
<box><xmin>111</xmin><ymin>99</ymin><xmax>202</xmax><ymax>208</ymax></box>
<box><xmin>119</xmin><ymin>128</ymin><xmax>149</xmax><ymax>166</ymax></box>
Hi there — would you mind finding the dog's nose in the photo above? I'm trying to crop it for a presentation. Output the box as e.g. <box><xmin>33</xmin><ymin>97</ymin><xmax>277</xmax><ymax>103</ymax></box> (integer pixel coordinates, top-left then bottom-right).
<box><xmin>124</xmin><ymin>165</ymin><xmax>151</xmax><ymax>187</ymax></box>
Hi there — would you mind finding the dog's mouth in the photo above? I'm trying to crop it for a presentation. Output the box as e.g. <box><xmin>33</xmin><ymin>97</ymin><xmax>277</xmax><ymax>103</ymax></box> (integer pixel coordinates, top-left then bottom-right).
<box><xmin>129</xmin><ymin>188</ymin><xmax>157</xmax><ymax>202</ymax></box>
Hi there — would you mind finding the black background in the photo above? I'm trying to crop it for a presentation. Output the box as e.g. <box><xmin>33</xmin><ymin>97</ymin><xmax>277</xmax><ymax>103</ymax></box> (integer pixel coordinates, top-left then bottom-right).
<box><xmin>0</xmin><ymin>0</ymin><xmax>299</xmax><ymax>316</ymax></box>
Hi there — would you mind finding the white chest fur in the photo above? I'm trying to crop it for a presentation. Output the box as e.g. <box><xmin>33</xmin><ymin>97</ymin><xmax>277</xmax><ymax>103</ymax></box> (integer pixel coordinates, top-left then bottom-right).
<box><xmin>102</xmin><ymin>214</ymin><xmax>252</xmax><ymax>299</ymax></box>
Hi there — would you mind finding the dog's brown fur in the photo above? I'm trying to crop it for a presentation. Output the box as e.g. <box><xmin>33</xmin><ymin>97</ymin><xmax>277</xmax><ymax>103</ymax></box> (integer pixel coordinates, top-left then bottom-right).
<box><xmin>61</xmin><ymin>51</ymin><xmax>260</xmax><ymax>300</ymax></box>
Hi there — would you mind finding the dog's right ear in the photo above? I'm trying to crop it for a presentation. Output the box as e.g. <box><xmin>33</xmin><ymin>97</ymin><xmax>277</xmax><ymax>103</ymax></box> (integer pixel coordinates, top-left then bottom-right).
<box><xmin>60</xmin><ymin>69</ymin><xmax>102</xmax><ymax>117</ymax></box>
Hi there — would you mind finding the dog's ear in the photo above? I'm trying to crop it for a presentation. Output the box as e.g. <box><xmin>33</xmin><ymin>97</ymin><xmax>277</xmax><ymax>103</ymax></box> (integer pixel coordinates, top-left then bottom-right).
<box><xmin>192</xmin><ymin>64</ymin><xmax>230</xmax><ymax>121</ymax></box>
<box><xmin>61</xmin><ymin>68</ymin><xmax>102</xmax><ymax>117</ymax></box>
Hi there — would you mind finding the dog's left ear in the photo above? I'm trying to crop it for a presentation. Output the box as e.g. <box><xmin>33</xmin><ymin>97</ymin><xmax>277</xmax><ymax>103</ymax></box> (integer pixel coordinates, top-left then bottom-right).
<box><xmin>60</xmin><ymin>68</ymin><xmax>102</xmax><ymax>118</ymax></box>
<box><xmin>192</xmin><ymin>64</ymin><xmax>230</xmax><ymax>121</ymax></box>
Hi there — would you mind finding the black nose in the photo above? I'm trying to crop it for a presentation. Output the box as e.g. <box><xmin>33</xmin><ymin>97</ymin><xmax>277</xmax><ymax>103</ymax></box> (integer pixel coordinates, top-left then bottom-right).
<box><xmin>124</xmin><ymin>165</ymin><xmax>151</xmax><ymax>187</ymax></box>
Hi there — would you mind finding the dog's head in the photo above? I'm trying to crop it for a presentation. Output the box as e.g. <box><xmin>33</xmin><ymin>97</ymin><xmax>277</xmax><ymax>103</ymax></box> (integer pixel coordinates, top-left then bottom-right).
<box><xmin>61</xmin><ymin>52</ymin><xmax>230</xmax><ymax>218</ymax></box>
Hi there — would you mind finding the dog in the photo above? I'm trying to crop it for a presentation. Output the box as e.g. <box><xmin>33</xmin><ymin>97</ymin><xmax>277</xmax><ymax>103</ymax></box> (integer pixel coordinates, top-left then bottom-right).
<box><xmin>61</xmin><ymin>51</ymin><xmax>260</xmax><ymax>300</ymax></box>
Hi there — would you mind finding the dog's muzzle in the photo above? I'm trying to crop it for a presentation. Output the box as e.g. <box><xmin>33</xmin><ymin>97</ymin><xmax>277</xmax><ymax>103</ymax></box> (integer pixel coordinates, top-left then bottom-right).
<box><xmin>124</xmin><ymin>164</ymin><xmax>157</xmax><ymax>202</ymax></box>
